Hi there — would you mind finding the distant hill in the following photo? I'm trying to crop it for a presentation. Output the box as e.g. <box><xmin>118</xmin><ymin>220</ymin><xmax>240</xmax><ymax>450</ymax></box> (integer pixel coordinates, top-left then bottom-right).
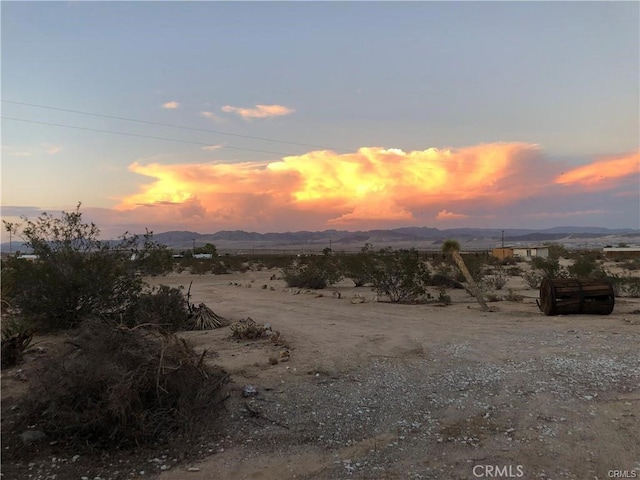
<box><xmin>2</xmin><ymin>226</ymin><xmax>638</xmax><ymax>254</ymax></box>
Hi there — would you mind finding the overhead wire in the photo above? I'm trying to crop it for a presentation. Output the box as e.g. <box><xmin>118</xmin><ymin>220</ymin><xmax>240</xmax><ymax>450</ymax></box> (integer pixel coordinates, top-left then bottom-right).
<box><xmin>1</xmin><ymin>100</ymin><xmax>351</xmax><ymax>153</ymax></box>
<box><xmin>1</xmin><ymin>117</ymin><xmax>301</xmax><ymax>157</ymax></box>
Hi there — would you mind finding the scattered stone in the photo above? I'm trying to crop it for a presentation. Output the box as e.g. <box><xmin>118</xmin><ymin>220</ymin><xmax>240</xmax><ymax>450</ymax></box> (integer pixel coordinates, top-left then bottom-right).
<box><xmin>242</xmin><ymin>385</ymin><xmax>258</xmax><ymax>397</ymax></box>
<box><xmin>350</xmin><ymin>294</ymin><xmax>366</xmax><ymax>304</ymax></box>
<box><xmin>20</xmin><ymin>430</ymin><xmax>47</xmax><ymax>446</ymax></box>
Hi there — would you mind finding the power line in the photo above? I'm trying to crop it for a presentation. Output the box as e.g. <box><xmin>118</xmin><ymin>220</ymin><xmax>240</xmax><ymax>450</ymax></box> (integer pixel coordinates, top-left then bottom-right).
<box><xmin>1</xmin><ymin>117</ymin><xmax>299</xmax><ymax>156</ymax></box>
<box><xmin>2</xmin><ymin>99</ymin><xmax>350</xmax><ymax>152</ymax></box>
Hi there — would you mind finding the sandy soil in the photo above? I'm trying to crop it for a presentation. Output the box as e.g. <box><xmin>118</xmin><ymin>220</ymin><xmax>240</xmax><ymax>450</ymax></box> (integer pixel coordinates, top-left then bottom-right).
<box><xmin>151</xmin><ymin>270</ymin><xmax>639</xmax><ymax>480</ymax></box>
<box><xmin>2</xmin><ymin>268</ymin><xmax>639</xmax><ymax>480</ymax></box>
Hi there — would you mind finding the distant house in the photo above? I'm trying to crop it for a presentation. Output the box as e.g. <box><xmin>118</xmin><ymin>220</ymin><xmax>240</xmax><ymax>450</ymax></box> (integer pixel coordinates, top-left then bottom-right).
<box><xmin>17</xmin><ymin>254</ymin><xmax>39</xmax><ymax>261</ymax></box>
<box><xmin>193</xmin><ymin>253</ymin><xmax>213</xmax><ymax>259</ymax></box>
<box><xmin>603</xmin><ymin>247</ymin><xmax>640</xmax><ymax>259</ymax></box>
<box><xmin>492</xmin><ymin>246</ymin><xmax>549</xmax><ymax>261</ymax></box>
<box><xmin>512</xmin><ymin>246</ymin><xmax>549</xmax><ymax>260</ymax></box>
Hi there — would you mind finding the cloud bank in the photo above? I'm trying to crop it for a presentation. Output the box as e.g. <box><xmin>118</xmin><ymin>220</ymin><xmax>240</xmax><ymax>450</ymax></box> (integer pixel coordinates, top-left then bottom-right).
<box><xmin>112</xmin><ymin>143</ymin><xmax>639</xmax><ymax>232</ymax></box>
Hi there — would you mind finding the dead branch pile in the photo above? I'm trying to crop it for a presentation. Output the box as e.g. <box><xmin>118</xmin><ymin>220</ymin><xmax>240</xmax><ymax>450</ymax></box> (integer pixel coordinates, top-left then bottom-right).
<box><xmin>230</xmin><ymin>317</ymin><xmax>271</xmax><ymax>340</ymax></box>
<box><xmin>188</xmin><ymin>302</ymin><xmax>227</xmax><ymax>330</ymax></box>
<box><xmin>20</xmin><ymin>319</ymin><xmax>229</xmax><ymax>449</ymax></box>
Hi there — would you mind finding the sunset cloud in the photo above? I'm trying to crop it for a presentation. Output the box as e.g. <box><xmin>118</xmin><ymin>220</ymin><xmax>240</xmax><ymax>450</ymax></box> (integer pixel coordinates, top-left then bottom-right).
<box><xmin>112</xmin><ymin>143</ymin><xmax>639</xmax><ymax>233</ymax></box>
<box><xmin>555</xmin><ymin>151</ymin><xmax>639</xmax><ymax>187</ymax></box>
<box><xmin>436</xmin><ymin>210</ymin><xmax>470</xmax><ymax>220</ymax></box>
<box><xmin>116</xmin><ymin>143</ymin><xmax>557</xmax><ymax>230</ymax></box>
<box><xmin>221</xmin><ymin>104</ymin><xmax>294</xmax><ymax>119</ymax></box>
<box><xmin>162</xmin><ymin>101</ymin><xmax>180</xmax><ymax>109</ymax></box>
<box><xmin>201</xmin><ymin>145</ymin><xmax>224</xmax><ymax>151</ymax></box>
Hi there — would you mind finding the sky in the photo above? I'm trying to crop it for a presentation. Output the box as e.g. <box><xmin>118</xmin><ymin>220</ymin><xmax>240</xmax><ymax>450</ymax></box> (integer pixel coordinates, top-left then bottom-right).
<box><xmin>1</xmin><ymin>1</ymin><xmax>639</xmax><ymax>240</ymax></box>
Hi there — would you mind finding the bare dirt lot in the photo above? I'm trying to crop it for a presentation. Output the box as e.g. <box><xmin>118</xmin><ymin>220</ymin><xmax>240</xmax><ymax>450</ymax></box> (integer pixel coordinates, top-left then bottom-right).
<box><xmin>3</xmin><ymin>269</ymin><xmax>639</xmax><ymax>480</ymax></box>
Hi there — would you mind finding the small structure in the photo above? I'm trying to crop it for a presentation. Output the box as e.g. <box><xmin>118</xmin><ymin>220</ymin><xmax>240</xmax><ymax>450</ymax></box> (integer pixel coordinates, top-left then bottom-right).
<box><xmin>16</xmin><ymin>254</ymin><xmax>38</xmax><ymax>261</ymax></box>
<box><xmin>512</xmin><ymin>246</ymin><xmax>549</xmax><ymax>260</ymax></box>
<box><xmin>193</xmin><ymin>253</ymin><xmax>213</xmax><ymax>259</ymax></box>
<box><xmin>603</xmin><ymin>246</ymin><xmax>640</xmax><ymax>259</ymax></box>
<box><xmin>538</xmin><ymin>278</ymin><xmax>615</xmax><ymax>316</ymax></box>
<box><xmin>492</xmin><ymin>247</ymin><xmax>514</xmax><ymax>261</ymax></box>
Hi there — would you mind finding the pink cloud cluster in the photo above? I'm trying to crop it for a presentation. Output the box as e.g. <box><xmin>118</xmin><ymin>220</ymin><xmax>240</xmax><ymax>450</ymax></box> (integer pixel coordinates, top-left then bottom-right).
<box><xmin>221</xmin><ymin>104</ymin><xmax>295</xmax><ymax>119</ymax></box>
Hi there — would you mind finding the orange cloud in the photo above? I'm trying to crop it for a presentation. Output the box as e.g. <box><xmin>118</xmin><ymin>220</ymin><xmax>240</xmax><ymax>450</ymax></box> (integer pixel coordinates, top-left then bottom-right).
<box><xmin>117</xmin><ymin>143</ymin><xmax>547</xmax><ymax>229</ymax></box>
<box><xmin>555</xmin><ymin>152</ymin><xmax>639</xmax><ymax>187</ymax></box>
<box><xmin>221</xmin><ymin>104</ymin><xmax>294</xmax><ymax>119</ymax></box>
<box><xmin>162</xmin><ymin>101</ymin><xmax>180</xmax><ymax>109</ymax></box>
<box><xmin>436</xmin><ymin>210</ymin><xmax>469</xmax><ymax>220</ymax></box>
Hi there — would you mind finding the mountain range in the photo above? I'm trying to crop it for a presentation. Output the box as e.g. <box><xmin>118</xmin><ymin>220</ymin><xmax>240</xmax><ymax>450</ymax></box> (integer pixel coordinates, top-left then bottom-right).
<box><xmin>2</xmin><ymin>226</ymin><xmax>638</xmax><ymax>254</ymax></box>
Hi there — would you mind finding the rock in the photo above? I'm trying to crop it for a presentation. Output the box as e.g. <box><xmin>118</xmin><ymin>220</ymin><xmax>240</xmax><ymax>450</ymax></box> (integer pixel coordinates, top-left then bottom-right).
<box><xmin>350</xmin><ymin>294</ymin><xmax>366</xmax><ymax>304</ymax></box>
<box><xmin>269</xmin><ymin>357</ymin><xmax>279</xmax><ymax>365</ymax></box>
<box><xmin>20</xmin><ymin>430</ymin><xmax>47</xmax><ymax>445</ymax></box>
<box><xmin>187</xmin><ymin>467</ymin><xmax>201</xmax><ymax>472</ymax></box>
<box><xmin>242</xmin><ymin>385</ymin><xmax>258</xmax><ymax>397</ymax></box>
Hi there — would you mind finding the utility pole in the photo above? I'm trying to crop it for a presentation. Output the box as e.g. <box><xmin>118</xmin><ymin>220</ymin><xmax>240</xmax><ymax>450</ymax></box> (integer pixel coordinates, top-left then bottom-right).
<box><xmin>192</xmin><ymin>238</ymin><xmax>195</xmax><ymax>254</ymax></box>
<box><xmin>501</xmin><ymin>230</ymin><xmax>505</xmax><ymax>248</ymax></box>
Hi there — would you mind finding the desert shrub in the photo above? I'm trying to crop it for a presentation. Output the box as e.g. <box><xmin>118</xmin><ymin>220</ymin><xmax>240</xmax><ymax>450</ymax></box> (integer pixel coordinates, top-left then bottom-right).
<box><xmin>546</xmin><ymin>243</ymin><xmax>570</xmax><ymax>259</ymax></box>
<box><xmin>338</xmin><ymin>244</ymin><xmax>376</xmax><ymax>287</ymax></box>
<box><xmin>1</xmin><ymin>317</ymin><xmax>35</xmax><ymax>369</ymax></box>
<box><xmin>531</xmin><ymin>257</ymin><xmax>566</xmax><ymax>279</ymax></box>
<box><xmin>2</xmin><ymin>206</ymin><xmax>172</xmax><ymax>330</ymax></box>
<box><xmin>124</xmin><ymin>285</ymin><xmax>190</xmax><ymax>331</ymax></box>
<box><xmin>485</xmin><ymin>266</ymin><xmax>507</xmax><ymax>290</ymax></box>
<box><xmin>453</xmin><ymin>254</ymin><xmax>486</xmax><ymax>283</ymax></box>
<box><xmin>500</xmin><ymin>256</ymin><xmax>518</xmax><ymax>266</ymax></box>
<box><xmin>619</xmin><ymin>258</ymin><xmax>640</xmax><ymax>271</ymax></box>
<box><xmin>504</xmin><ymin>289</ymin><xmax>524</xmax><ymax>302</ymax></box>
<box><xmin>523</xmin><ymin>271</ymin><xmax>543</xmax><ymax>289</ymax></box>
<box><xmin>133</xmin><ymin>230</ymin><xmax>174</xmax><ymax>276</ymax></box>
<box><xmin>282</xmin><ymin>254</ymin><xmax>342</xmax><ymax>289</ymax></box>
<box><xmin>370</xmin><ymin>248</ymin><xmax>430</xmax><ymax>303</ymax></box>
<box><xmin>19</xmin><ymin>319</ymin><xmax>229</xmax><ymax>450</ymax></box>
<box><xmin>567</xmin><ymin>255</ymin><xmax>604</xmax><ymax>279</ymax></box>
<box><xmin>427</xmin><ymin>273</ymin><xmax>464</xmax><ymax>289</ymax></box>
<box><xmin>437</xmin><ymin>288</ymin><xmax>452</xmax><ymax>305</ymax></box>
<box><xmin>506</xmin><ymin>266</ymin><xmax>523</xmax><ymax>277</ymax></box>
<box><xmin>486</xmin><ymin>293</ymin><xmax>502</xmax><ymax>302</ymax></box>
<box><xmin>606</xmin><ymin>273</ymin><xmax>640</xmax><ymax>297</ymax></box>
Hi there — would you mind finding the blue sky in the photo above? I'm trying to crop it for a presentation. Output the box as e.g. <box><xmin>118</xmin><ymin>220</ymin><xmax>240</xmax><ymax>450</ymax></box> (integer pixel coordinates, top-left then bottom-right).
<box><xmin>2</xmin><ymin>1</ymin><xmax>639</xmax><ymax>238</ymax></box>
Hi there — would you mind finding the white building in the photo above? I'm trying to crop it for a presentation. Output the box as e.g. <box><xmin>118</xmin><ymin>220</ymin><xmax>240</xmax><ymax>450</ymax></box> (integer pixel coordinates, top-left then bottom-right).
<box><xmin>512</xmin><ymin>246</ymin><xmax>549</xmax><ymax>260</ymax></box>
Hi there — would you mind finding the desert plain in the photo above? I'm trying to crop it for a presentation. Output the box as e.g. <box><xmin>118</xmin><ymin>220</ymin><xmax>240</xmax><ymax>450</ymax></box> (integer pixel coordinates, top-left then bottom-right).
<box><xmin>2</xmin><ymin>266</ymin><xmax>639</xmax><ymax>480</ymax></box>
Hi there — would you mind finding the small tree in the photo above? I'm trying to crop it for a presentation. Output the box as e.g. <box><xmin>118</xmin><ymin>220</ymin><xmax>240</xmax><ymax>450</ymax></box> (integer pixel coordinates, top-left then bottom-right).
<box><xmin>2</xmin><ymin>204</ymin><xmax>169</xmax><ymax>330</ymax></box>
<box><xmin>441</xmin><ymin>240</ymin><xmax>489</xmax><ymax>311</ymax></box>
<box><xmin>370</xmin><ymin>248</ymin><xmax>430</xmax><ymax>303</ymax></box>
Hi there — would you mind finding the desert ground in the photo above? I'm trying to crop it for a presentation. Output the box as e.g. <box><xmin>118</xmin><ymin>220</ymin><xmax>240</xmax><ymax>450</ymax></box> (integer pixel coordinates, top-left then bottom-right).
<box><xmin>2</xmin><ymin>268</ymin><xmax>639</xmax><ymax>480</ymax></box>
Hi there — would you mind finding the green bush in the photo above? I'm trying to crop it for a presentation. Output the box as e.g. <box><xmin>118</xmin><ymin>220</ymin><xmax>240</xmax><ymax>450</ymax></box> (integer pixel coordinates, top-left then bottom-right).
<box><xmin>338</xmin><ymin>244</ymin><xmax>376</xmax><ymax>287</ymax></box>
<box><xmin>125</xmin><ymin>285</ymin><xmax>190</xmax><ymax>331</ymax></box>
<box><xmin>1</xmin><ymin>205</ymin><xmax>170</xmax><ymax>330</ymax></box>
<box><xmin>371</xmin><ymin>248</ymin><xmax>430</xmax><ymax>303</ymax></box>
<box><xmin>282</xmin><ymin>255</ymin><xmax>342</xmax><ymax>289</ymax></box>
<box><xmin>531</xmin><ymin>257</ymin><xmax>566</xmax><ymax>278</ymax></box>
<box><xmin>567</xmin><ymin>255</ymin><xmax>604</xmax><ymax>279</ymax></box>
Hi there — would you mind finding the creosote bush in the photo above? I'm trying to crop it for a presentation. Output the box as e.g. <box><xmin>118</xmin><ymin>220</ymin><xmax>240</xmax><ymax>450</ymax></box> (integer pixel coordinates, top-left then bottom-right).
<box><xmin>20</xmin><ymin>319</ymin><xmax>229</xmax><ymax>450</ymax></box>
<box><xmin>371</xmin><ymin>248</ymin><xmax>430</xmax><ymax>303</ymax></box>
<box><xmin>2</xmin><ymin>205</ymin><xmax>173</xmax><ymax>330</ymax></box>
<box><xmin>282</xmin><ymin>254</ymin><xmax>342</xmax><ymax>289</ymax></box>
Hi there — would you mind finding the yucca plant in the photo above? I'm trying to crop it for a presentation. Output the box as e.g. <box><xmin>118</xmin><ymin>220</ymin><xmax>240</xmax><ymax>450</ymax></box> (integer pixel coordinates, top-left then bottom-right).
<box><xmin>441</xmin><ymin>239</ymin><xmax>489</xmax><ymax>311</ymax></box>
